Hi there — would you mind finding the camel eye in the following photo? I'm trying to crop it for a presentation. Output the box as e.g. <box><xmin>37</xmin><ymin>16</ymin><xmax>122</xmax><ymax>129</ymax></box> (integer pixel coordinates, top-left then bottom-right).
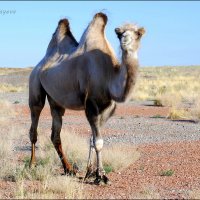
<box><xmin>134</xmin><ymin>31</ymin><xmax>142</xmax><ymax>39</ymax></box>
<box><xmin>135</xmin><ymin>31</ymin><xmax>140</xmax><ymax>36</ymax></box>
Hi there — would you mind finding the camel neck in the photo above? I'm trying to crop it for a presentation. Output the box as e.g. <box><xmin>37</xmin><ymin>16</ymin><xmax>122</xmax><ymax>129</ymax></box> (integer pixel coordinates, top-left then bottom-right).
<box><xmin>109</xmin><ymin>50</ymin><xmax>139</xmax><ymax>102</ymax></box>
<box><xmin>122</xmin><ymin>49</ymin><xmax>138</xmax><ymax>61</ymax></box>
<box><xmin>121</xmin><ymin>50</ymin><xmax>139</xmax><ymax>101</ymax></box>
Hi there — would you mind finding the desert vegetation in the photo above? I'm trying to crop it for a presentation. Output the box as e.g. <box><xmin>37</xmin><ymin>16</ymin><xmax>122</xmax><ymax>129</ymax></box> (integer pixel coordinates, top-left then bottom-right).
<box><xmin>132</xmin><ymin>66</ymin><xmax>200</xmax><ymax>120</ymax></box>
<box><xmin>0</xmin><ymin>67</ymin><xmax>31</xmax><ymax>93</ymax></box>
<box><xmin>0</xmin><ymin>83</ymin><xmax>25</xmax><ymax>93</ymax></box>
<box><xmin>0</xmin><ymin>67</ymin><xmax>32</xmax><ymax>76</ymax></box>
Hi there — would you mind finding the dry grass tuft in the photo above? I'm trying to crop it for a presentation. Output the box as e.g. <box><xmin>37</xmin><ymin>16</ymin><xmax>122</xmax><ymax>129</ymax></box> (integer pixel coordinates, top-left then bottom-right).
<box><xmin>130</xmin><ymin>185</ymin><xmax>160</xmax><ymax>199</ymax></box>
<box><xmin>167</xmin><ymin>107</ymin><xmax>191</xmax><ymax>120</ymax></box>
<box><xmin>153</xmin><ymin>93</ymin><xmax>182</xmax><ymax>107</ymax></box>
<box><xmin>15</xmin><ymin>176</ymin><xmax>86</xmax><ymax>199</ymax></box>
<box><xmin>103</xmin><ymin>144</ymin><xmax>140</xmax><ymax>172</ymax></box>
<box><xmin>46</xmin><ymin>176</ymin><xmax>85</xmax><ymax>199</ymax></box>
<box><xmin>0</xmin><ymin>83</ymin><xmax>26</xmax><ymax>93</ymax></box>
<box><xmin>167</xmin><ymin>97</ymin><xmax>200</xmax><ymax>120</ymax></box>
<box><xmin>61</xmin><ymin>130</ymin><xmax>88</xmax><ymax>171</ymax></box>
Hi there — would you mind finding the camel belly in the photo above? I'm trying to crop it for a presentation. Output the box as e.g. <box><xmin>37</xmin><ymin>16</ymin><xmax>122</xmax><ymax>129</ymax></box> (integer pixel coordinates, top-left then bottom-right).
<box><xmin>61</xmin><ymin>93</ymin><xmax>85</xmax><ymax>110</ymax></box>
<box><xmin>40</xmin><ymin>78</ymin><xmax>85</xmax><ymax>110</ymax></box>
<box><xmin>49</xmin><ymin>89</ymin><xmax>85</xmax><ymax>110</ymax></box>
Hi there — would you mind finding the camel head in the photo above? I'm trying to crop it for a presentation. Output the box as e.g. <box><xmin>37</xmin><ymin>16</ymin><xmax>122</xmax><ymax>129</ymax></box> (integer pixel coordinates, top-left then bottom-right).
<box><xmin>115</xmin><ymin>24</ymin><xmax>145</xmax><ymax>53</ymax></box>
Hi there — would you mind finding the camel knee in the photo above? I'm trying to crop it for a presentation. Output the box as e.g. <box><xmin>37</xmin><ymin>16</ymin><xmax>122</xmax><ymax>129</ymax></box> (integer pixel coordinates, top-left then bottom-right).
<box><xmin>51</xmin><ymin>134</ymin><xmax>60</xmax><ymax>145</ymax></box>
<box><xmin>29</xmin><ymin>128</ymin><xmax>37</xmax><ymax>144</ymax></box>
<box><xmin>51</xmin><ymin>133</ymin><xmax>61</xmax><ymax>146</ymax></box>
<box><xmin>30</xmin><ymin>136</ymin><xmax>37</xmax><ymax>144</ymax></box>
<box><xmin>95</xmin><ymin>138</ymin><xmax>104</xmax><ymax>152</ymax></box>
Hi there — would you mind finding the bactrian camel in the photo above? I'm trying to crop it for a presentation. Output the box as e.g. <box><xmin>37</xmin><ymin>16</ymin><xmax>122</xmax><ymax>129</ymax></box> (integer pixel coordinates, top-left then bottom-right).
<box><xmin>29</xmin><ymin>12</ymin><xmax>145</xmax><ymax>184</ymax></box>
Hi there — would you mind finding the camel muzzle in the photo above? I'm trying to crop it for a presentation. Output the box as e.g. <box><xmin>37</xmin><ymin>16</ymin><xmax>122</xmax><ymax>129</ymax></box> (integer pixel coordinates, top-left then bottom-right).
<box><xmin>115</xmin><ymin>28</ymin><xmax>124</xmax><ymax>40</ymax></box>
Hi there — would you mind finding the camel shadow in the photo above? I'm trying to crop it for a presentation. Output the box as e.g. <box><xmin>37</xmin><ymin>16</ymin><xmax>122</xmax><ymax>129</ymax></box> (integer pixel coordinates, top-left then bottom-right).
<box><xmin>170</xmin><ymin>119</ymin><xmax>199</xmax><ymax>124</ymax></box>
<box><xmin>14</xmin><ymin>145</ymin><xmax>35</xmax><ymax>152</ymax></box>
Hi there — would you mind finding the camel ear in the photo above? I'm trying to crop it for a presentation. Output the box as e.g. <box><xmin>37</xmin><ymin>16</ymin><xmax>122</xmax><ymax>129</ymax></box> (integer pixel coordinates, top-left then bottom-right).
<box><xmin>137</xmin><ymin>27</ymin><xmax>146</xmax><ymax>39</ymax></box>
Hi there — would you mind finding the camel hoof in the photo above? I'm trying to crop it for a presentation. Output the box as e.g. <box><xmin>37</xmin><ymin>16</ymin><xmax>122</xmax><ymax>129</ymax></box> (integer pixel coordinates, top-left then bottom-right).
<box><xmin>29</xmin><ymin>162</ymin><xmax>36</xmax><ymax>169</ymax></box>
<box><xmin>84</xmin><ymin>166</ymin><xmax>96</xmax><ymax>181</ymax></box>
<box><xmin>102</xmin><ymin>175</ymin><xmax>111</xmax><ymax>185</ymax></box>
<box><xmin>84</xmin><ymin>172</ymin><xmax>95</xmax><ymax>181</ymax></box>
<box><xmin>73</xmin><ymin>163</ymin><xmax>79</xmax><ymax>174</ymax></box>
<box><xmin>64</xmin><ymin>170</ymin><xmax>76</xmax><ymax>177</ymax></box>
<box><xmin>63</xmin><ymin>163</ymin><xmax>79</xmax><ymax>176</ymax></box>
<box><xmin>94</xmin><ymin>175</ymin><xmax>111</xmax><ymax>185</ymax></box>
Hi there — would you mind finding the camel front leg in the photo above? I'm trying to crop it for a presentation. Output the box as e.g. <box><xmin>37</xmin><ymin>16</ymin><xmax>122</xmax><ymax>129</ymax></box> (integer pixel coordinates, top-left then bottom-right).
<box><xmin>85</xmin><ymin>100</ymin><xmax>116</xmax><ymax>178</ymax></box>
<box><xmin>84</xmin><ymin>136</ymin><xmax>96</xmax><ymax>180</ymax></box>
<box><xmin>85</xmin><ymin>99</ymin><xmax>109</xmax><ymax>184</ymax></box>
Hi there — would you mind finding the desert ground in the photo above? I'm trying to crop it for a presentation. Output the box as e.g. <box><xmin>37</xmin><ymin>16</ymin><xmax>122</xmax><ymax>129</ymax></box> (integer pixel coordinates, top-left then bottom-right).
<box><xmin>0</xmin><ymin>66</ymin><xmax>200</xmax><ymax>199</ymax></box>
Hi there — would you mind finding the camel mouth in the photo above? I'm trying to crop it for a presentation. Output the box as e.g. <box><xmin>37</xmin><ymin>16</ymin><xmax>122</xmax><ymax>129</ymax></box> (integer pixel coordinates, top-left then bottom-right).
<box><xmin>94</xmin><ymin>12</ymin><xmax>108</xmax><ymax>24</ymax></box>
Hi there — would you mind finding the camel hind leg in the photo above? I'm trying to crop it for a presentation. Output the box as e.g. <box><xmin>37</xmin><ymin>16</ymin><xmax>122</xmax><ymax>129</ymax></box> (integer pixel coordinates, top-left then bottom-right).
<box><xmin>47</xmin><ymin>95</ymin><xmax>77</xmax><ymax>175</ymax></box>
<box><xmin>29</xmin><ymin>86</ymin><xmax>46</xmax><ymax>168</ymax></box>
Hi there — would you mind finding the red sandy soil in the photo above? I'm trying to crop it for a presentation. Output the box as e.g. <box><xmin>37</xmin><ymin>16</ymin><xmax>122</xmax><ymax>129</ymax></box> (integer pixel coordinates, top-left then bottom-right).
<box><xmin>15</xmin><ymin>103</ymin><xmax>169</xmax><ymax>118</ymax></box>
<box><xmin>86</xmin><ymin>141</ymin><xmax>200</xmax><ymax>199</ymax></box>
<box><xmin>1</xmin><ymin>103</ymin><xmax>200</xmax><ymax>199</ymax></box>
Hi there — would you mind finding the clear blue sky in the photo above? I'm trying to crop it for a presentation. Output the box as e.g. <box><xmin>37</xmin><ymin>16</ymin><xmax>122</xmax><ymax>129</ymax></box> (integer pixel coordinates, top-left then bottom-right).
<box><xmin>0</xmin><ymin>1</ymin><xmax>200</xmax><ymax>67</ymax></box>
